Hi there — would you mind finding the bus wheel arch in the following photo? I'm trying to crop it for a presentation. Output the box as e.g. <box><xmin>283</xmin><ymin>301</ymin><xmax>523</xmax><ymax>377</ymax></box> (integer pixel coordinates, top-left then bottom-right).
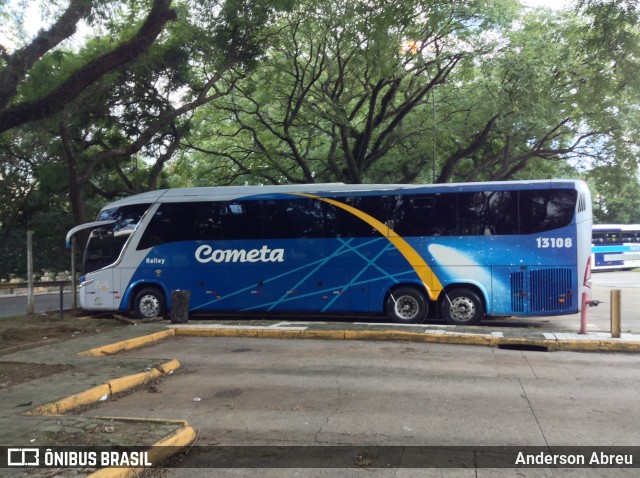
<box><xmin>439</xmin><ymin>285</ymin><xmax>485</xmax><ymax>326</ymax></box>
<box><xmin>384</xmin><ymin>285</ymin><xmax>429</xmax><ymax>324</ymax></box>
<box><xmin>132</xmin><ymin>285</ymin><xmax>167</xmax><ymax>320</ymax></box>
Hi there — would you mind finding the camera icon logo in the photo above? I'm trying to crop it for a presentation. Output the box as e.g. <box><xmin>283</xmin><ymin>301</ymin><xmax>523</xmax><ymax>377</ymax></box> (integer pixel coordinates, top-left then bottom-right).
<box><xmin>7</xmin><ymin>448</ymin><xmax>40</xmax><ymax>466</ymax></box>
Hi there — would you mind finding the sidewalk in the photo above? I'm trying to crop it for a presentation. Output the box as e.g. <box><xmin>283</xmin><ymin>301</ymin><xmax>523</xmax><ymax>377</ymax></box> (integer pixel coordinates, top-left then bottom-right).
<box><xmin>2</xmin><ymin>318</ymin><xmax>640</xmax><ymax>477</ymax></box>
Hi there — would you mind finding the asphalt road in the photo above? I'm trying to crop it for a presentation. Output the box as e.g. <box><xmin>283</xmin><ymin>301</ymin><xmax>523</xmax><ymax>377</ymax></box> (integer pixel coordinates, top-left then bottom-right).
<box><xmin>0</xmin><ymin>290</ymin><xmax>74</xmax><ymax>318</ymax></box>
<box><xmin>84</xmin><ymin>336</ymin><xmax>640</xmax><ymax>477</ymax></box>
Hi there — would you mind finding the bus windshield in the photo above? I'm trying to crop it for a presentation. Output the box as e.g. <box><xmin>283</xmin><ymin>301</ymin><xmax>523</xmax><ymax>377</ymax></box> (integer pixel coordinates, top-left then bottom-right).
<box><xmin>84</xmin><ymin>228</ymin><xmax>131</xmax><ymax>274</ymax></box>
<box><xmin>82</xmin><ymin>203</ymin><xmax>151</xmax><ymax>274</ymax></box>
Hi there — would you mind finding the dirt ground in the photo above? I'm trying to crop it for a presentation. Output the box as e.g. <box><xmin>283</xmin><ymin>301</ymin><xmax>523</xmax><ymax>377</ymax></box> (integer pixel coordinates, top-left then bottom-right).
<box><xmin>0</xmin><ymin>312</ymin><xmax>125</xmax><ymax>388</ymax></box>
<box><xmin>0</xmin><ymin>312</ymin><xmax>278</xmax><ymax>390</ymax></box>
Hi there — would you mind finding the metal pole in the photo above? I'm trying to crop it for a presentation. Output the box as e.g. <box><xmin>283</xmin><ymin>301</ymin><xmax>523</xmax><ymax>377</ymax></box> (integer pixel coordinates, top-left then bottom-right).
<box><xmin>71</xmin><ymin>236</ymin><xmax>77</xmax><ymax>310</ymax></box>
<box><xmin>432</xmin><ymin>88</ymin><xmax>436</xmax><ymax>183</ymax></box>
<box><xmin>26</xmin><ymin>230</ymin><xmax>34</xmax><ymax>315</ymax></box>
<box><xmin>579</xmin><ymin>292</ymin><xmax>589</xmax><ymax>334</ymax></box>
<box><xmin>610</xmin><ymin>289</ymin><xmax>621</xmax><ymax>338</ymax></box>
<box><xmin>60</xmin><ymin>286</ymin><xmax>64</xmax><ymax>320</ymax></box>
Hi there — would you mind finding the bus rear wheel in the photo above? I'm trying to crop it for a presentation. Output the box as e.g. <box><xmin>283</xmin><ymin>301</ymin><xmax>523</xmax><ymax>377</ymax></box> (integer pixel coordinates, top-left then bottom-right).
<box><xmin>440</xmin><ymin>288</ymin><xmax>484</xmax><ymax>326</ymax></box>
<box><xmin>133</xmin><ymin>287</ymin><xmax>166</xmax><ymax>320</ymax></box>
<box><xmin>385</xmin><ymin>286</ymin><xmax>428</xmax><ymax>324</ymax></box>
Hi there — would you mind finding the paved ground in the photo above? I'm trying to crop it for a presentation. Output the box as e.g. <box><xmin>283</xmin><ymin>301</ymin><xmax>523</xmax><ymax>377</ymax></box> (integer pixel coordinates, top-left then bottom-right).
<box><xmin>1</xmin><ymin>316</ymin><xmax>640</xmax><ymax>476</ymax></box>
<box><xmin>84</xmin><ymin>334</ymin><xmax>640</xmax><ymax>478</ymax></box>
<box><xmin>0</xmin><ymin>270</ymin><xmax>638</xmax><ymax>477</ymax></box>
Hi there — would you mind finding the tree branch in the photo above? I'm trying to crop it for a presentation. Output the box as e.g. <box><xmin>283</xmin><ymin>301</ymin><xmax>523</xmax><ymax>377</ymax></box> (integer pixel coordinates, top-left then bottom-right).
<box><xmin>0</xmin><ymin>0</ymin><xmax>92</xmax><ymax>110</ymax></box>
<box><xmin>0</xmin><ymin>0</ymin><xmax>177</xmax><ymax>133</ymax></box>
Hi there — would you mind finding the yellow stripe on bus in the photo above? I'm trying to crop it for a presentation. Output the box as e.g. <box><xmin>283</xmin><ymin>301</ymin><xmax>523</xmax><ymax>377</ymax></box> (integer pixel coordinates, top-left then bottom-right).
<box><xmin>295</xmin><ymin>193</ymin><xmax>443</xmax><ymax>301</ymax></box>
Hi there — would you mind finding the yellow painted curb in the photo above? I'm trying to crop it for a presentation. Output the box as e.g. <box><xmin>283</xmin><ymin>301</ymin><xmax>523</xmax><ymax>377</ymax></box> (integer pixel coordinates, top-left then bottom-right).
<box><xmin>157</xmin><ymin>358</ymin><xmax>181</xmax><ymax>374</ymax></box>
<box><xmin>28</xmin><ymin>383</ymin><xmax>111</xmax><ymax>415</ymax></box>
<box><xmin>80</xmin><ymin>329</ymin><xmax>176</xmax><ymax>356</ymax></box>
<box><xmin>75</xmin><ymin>325</ymin><xmax>640</xmax><ymax>366</ymax></box>
<box><xmin>107</xmin><ymin>358</ymin><xmax>180</xmax><ymax>395</ymax></box>
<box><xmin>175</xmin><ymin>327</ymin><xmax>261</xmax><ymax>338</ymax></box>
<box><xmin>149</xmin><ymin>422</ymin><xmax>197</xmax><ymax>462</ymax></box>
<box><xmin>167</xmin><ymin>325</ymin><xmax>640</xmax><ymax>353</ymax></box>
<box><xmin>174</xmin><ymin>327</ymin><xmax>304</xmax><ymax>339</ymax></box>
<box><xmin>86</xmin><ymin>421</ymin><xmax>197</xmax><ymax>478</ymax></box>
<box><xmin>302</xmin><ymin>329</ymin><xmax>346</xmax><ymax>340</ymax></box>
<box><xmin>27</xmin><ymin>359</ymin><xmax>180</xmax><ymax>416</ymax></box>
<box><xmin>557</xmin><ymin>339</ymin><xmax>640</xmax><ymax>353</ymax></box>
<box><xmin>258</xmin><ymin>328</ymin><xmax>303</xmax><ymax>339</ymax></box>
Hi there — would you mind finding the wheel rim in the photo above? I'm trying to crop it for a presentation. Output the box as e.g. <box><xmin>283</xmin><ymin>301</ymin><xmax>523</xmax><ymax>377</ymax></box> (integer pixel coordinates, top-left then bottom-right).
<box><xmin>139</xmin><ymin>294</ymin><xmax>160</xmax><ymax>318</ymax></box>
<box><xmin>395</xmin><ymin>295</ymin><xmax>419</xmax><ymax>320</ymax></box>
<box><xmin>450</xmin><ymin>296</ymin><xmax>476</xmax><ymax>322</ymax></box>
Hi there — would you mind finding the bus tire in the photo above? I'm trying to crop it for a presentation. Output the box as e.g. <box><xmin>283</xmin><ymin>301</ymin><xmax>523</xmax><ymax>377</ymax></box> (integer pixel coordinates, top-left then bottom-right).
<box><xmin>385</xmin><ymin>286</ymin><xmax>428</xmax><ymax>324</ymax></box>
<box><xmin>440</xmin><ymin>288</ymin><xmax>484</xmax><ymax>325</ymax></box>
<box><xmin>133</xmin><ymin>287</ymin><xmax>166</xmax><ymax>320</ymax></box>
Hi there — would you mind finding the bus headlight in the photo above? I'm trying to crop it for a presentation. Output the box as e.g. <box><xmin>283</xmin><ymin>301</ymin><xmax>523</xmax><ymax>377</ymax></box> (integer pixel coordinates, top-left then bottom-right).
<box><xmin>79</xmin><ymin>279</ymin><xmax>94</xmax><ymax>289</ymax></box>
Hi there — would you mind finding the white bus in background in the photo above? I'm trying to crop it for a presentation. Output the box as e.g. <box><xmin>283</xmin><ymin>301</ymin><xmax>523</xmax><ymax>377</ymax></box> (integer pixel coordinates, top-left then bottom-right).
<box><xmin>591</xmin><ymin>224</ymin><xmax>640</xmax><ymax>271</ymax></box>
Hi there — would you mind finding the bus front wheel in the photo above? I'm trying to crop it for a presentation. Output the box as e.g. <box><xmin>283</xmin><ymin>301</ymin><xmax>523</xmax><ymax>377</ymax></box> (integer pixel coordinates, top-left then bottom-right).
<box><xmin>440</xmin><ymin>288</ymin><xmax>484</xmax><ymax>326</ymax></box>
<box><xmin>133</xmin><ymin>287</ymin><xmax>166</xmax><ymax>320</ymax></box>
<box><xmin>385</xmin><ymin>286</ymin><xmax>428</xmax><ymax>324</ymax></box>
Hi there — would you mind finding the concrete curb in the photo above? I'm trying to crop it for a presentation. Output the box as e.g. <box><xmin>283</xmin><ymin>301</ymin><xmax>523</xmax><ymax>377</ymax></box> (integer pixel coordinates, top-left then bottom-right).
<box><xmin>76</xmin><ymin>325</ymin><xmax>640</xmax><ymax>355</ymax></box>
<box><xmin>174</xmin><ymin>326</ymin><xmax>640</xmax><ymax>353</ymax></box>
<box><xmin>79</xmin><ymin>329</ymin><xmax>176</xmax><ymax>356</ymax></box>
<box><xmin>86</xmin><ymin>419</ymin><xmax>197</xmax><ymax>478</ymax></box>
<box><xmin>22</xmin><ymin>337</ymin><xmax>196</xmax><ymax>478</ymax></box>
<box><xmin>27</xmin><ymin>358</ymin><xmax>181</xmax><ymax>415</ymax></box>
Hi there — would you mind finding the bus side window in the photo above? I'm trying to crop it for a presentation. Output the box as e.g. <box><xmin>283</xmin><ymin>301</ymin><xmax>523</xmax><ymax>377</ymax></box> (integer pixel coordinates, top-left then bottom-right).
<box><xmin>390</xmin><ymin>194</ymin><xmax>456</xmax><ymax>237</ymax></box>
<box><xmin>519</xmin><ymin>189</ymin><xmax>577</xmax><ymax>234</ymax></box>
<box><xmin>607</xmin><ymin>233</ymin><xmax>620</xmax><ymax>244</ymax></box>
<box><xmin>138</xmin><ymin>202</ymin><xmax>203</xmax><ymax>248</ymax></box>
<box><xmin>262</xmin><ymin>199</ymin><xmax>325</xmax><ymax>239</ymax></box>
<box><xmin>592</xmin><ymin>232</ymin><xmax>605</xmax><ymax>244</ymax></box>
<box><xmin>344</xmin><ymin>196</ymin><xmax>390</xmax><ymax>236</ymax></box>
<box><xmin>217</xmin><ymin>201</ymin><xmax>262</xmax><ymax>240</ymax></box>
<box><xmin>324</xmin><ymin>198</ymin><xmax>378</xmax><ymax>238</ymax></box>
<box><xmin>458</xmin><ymin>191</ymin><xmax>518</xmax><ymax>236</ymax></box>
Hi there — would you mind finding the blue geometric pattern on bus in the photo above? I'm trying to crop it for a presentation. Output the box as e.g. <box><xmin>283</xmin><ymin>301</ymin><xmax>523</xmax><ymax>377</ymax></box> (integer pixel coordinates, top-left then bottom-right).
<box><xmin>188</xmin><ymin>237</ymin><xmax>418</xmax><ymax>313</ymax></box>
<box><xmin>132</xmin><ymin>226</ymin><xmax>580</xmax><ymax>316</ymax></box>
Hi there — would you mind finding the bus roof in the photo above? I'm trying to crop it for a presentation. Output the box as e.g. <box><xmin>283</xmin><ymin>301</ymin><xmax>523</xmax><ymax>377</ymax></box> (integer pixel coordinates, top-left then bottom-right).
<box><xmin>100</xmin><ymin>179</ymin><xmax>587</xmax><ymax>210</ymax></box>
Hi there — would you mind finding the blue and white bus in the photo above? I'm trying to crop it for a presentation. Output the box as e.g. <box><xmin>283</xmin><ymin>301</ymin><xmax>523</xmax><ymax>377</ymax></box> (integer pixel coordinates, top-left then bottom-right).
<box><xmin>591</xmin><ymin>224</ymin><xmax>640</xmax><ymax>271</ymax></box>
<box><xmin>66</xmin><ymin>180</ymin><xmax>593</xmax><ymax>325</ymax></box>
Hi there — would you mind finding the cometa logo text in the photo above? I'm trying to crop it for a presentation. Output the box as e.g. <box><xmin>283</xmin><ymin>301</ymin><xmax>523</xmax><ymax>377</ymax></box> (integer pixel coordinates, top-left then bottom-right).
<box><xmin>195</xmin><ymin>245</ymin><xmax>285</xmax><ymax>263</ymax></box>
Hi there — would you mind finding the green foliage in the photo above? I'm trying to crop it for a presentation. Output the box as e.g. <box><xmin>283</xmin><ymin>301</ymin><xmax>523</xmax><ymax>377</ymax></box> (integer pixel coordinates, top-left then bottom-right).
<box><xmin>588</xmin><ymin>164</ymin><xmax>640</xmax><ymax>224</ymax></box>
<box><xmin>1</xmin><ymin>0</ymin><xmax>640</xmax><ymax>280</ymax></box>
<box><xmin>184</xmin><ymin>0</ymin><xmax>522</xmax><ymax>185</ymax></box>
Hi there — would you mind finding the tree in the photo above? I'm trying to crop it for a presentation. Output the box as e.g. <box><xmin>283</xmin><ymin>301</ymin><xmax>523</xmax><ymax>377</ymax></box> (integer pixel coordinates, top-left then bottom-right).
<box><xmin>589</xmin><ymin>165</ymin><xmax>640</xmax><ymax>224</ymax></box>
<box><xmin>181</xmin><ymin>0</ymin><xmax>640</xmax><ymax>193</ymax></box>
<box><xmin>181</xmin><ymin>0</ymin><xmax>520</xmax><ymax>184</ymax></box>
<box><xmin>0</xmin><ymin>0</ymin><xmax>178</xmax><ymax>133</ymax></box>
<box><xmin>0</xmin><ymin>0</ymin><xmax>292</xmax><ymax>279</ymax></box>
<box><xmin>1</xmin><ymin>0</ymin><xmax>288</xmax><ymax>218</ymax></box>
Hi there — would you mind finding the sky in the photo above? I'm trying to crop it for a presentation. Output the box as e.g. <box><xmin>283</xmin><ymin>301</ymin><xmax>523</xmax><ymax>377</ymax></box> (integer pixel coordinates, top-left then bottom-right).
<box><xmin>1</xmin><ymin>0</ymin><xmax>575</xmax><ymax>52</ymax></box>
<box><xmin>523</xmin><ymin>0</ymin><xmax>573</xmax><ymax>7</ymax></box>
